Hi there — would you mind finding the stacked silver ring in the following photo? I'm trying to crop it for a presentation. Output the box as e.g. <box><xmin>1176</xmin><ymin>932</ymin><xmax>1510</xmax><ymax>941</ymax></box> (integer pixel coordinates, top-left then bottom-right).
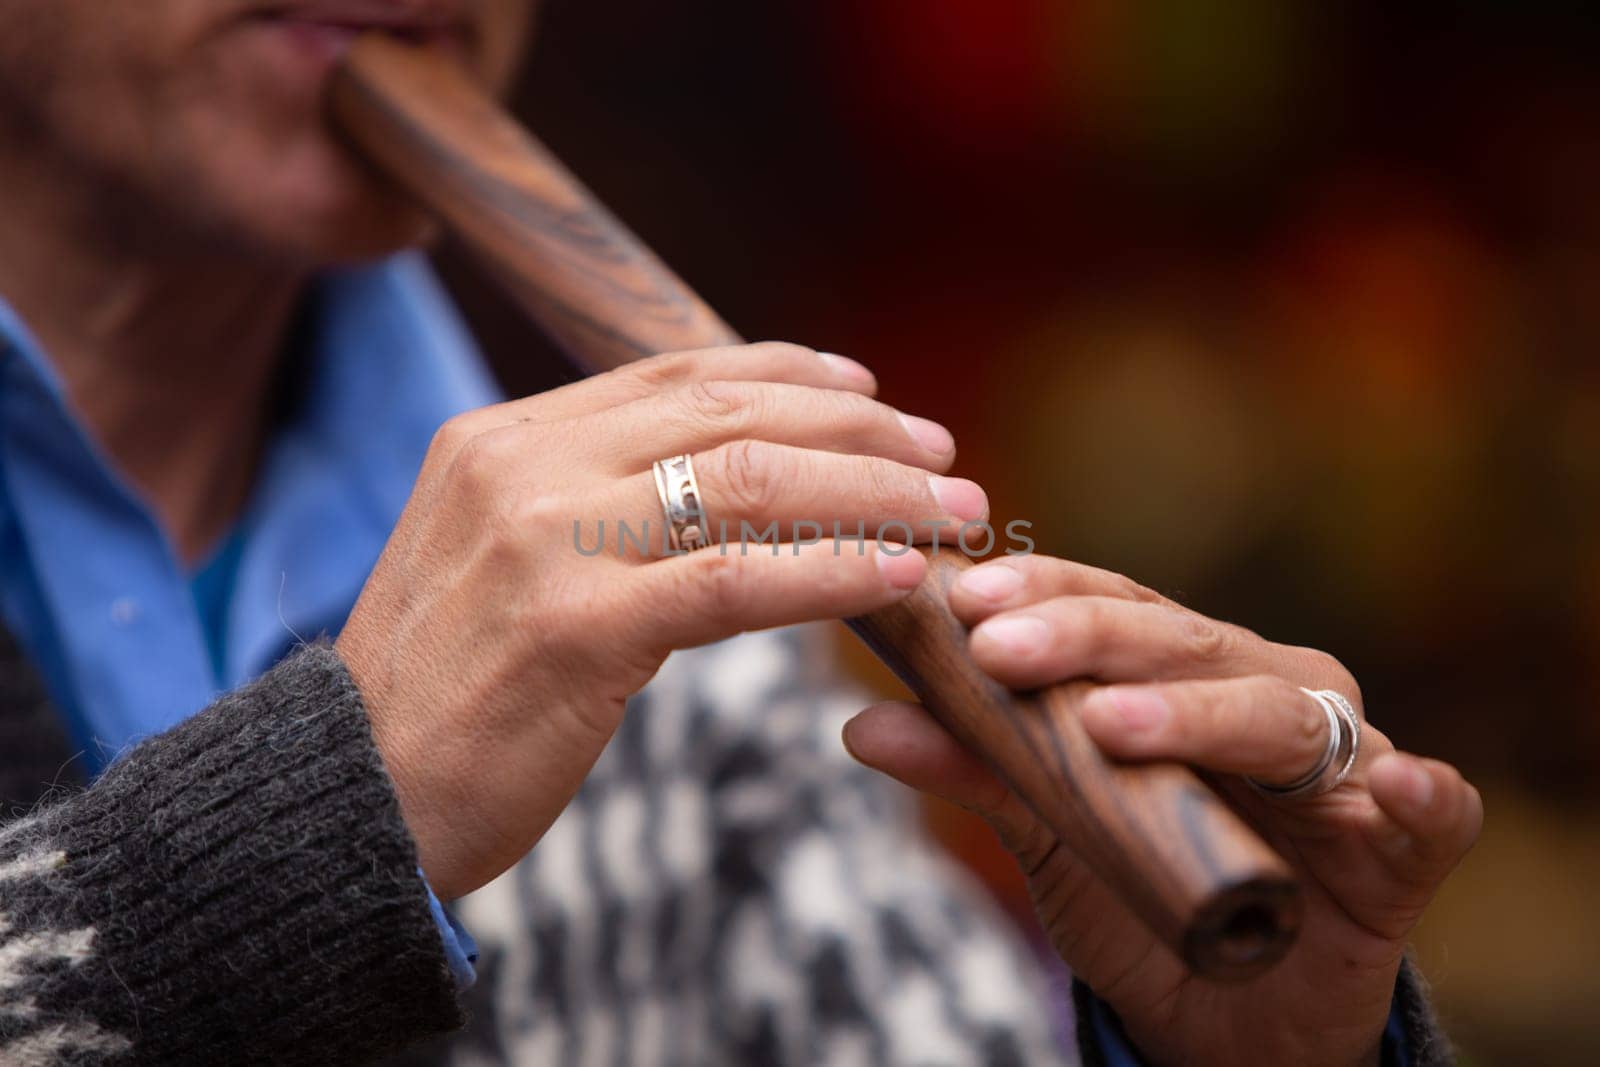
<box><xmin>1249</xmin><ymin>688</ymin><xmax>1361</xmax><ymax>799</ymax></box>
<box><xmin>651</xmin><ymin>453</ymin><xmax>711</xmax><ymax>553</ymax></box>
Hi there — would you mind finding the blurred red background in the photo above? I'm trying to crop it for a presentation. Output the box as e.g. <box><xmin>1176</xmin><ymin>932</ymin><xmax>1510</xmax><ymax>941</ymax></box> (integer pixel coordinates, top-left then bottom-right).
<box><xmin>439</xmin><ymin>3</ymin><xmax>1600</xmax><ymax>1062</ymax></box>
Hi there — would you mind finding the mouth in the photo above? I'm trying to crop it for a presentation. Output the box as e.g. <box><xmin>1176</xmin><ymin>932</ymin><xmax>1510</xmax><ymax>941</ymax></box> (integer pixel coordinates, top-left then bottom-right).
<box><xmin>249</xmin><ymin>2</ymin><xmax>471</xmax><ymax>64</ymax></box>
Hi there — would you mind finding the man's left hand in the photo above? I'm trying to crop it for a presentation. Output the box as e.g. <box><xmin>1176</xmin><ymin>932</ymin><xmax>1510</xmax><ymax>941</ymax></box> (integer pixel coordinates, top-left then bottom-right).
<box><xmin>844</xmin><ymin>554</ymin><xmax>1481</xmax><ymax>1067</ymax></box>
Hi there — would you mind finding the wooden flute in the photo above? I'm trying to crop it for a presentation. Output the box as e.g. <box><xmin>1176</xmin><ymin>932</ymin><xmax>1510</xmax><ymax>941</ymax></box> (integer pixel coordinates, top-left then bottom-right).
<box><xmin>328</xmin><ymin>34</ymin><xmax>1302</xmax><ymax>980</ymax></box>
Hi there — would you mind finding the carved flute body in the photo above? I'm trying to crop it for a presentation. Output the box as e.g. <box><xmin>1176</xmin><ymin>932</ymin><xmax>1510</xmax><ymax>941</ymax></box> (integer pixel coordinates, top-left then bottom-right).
<box><xmin>328</xmin><ymin>34</ymin><xmax>1302</xmax><ymax>980</ymax></box>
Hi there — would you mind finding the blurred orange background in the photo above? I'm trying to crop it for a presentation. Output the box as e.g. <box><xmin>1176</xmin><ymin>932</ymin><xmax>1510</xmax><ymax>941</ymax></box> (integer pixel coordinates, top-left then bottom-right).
<box><xmin>441</xmin><ymin>3</ymin><xmax>1600</xmax><ymax>1062</ymax></box>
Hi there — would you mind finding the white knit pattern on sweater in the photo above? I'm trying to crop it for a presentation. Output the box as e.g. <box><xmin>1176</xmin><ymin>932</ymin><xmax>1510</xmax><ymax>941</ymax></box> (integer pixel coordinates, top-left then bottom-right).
<box><xmin>437</xmin><ymin>626</ymin><xmax>1073</xmax><ymax>1067</ymax></box>
<box><xmin>0</xmin><ymin>849</ymin><xmax>131</xmax><ymax>1065</ymax></box>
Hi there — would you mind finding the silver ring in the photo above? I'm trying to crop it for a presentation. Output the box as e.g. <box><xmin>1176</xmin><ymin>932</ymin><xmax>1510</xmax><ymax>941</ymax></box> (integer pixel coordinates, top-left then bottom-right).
<box><xmin>651</xmin><ymin>453</ymin><xmax>711</xmax><ymax>553</ymax></box>
<box><xmin>1249</xmin><ymin>687</ymin><xmax>1361</xmax><ymax>799</ymax></box>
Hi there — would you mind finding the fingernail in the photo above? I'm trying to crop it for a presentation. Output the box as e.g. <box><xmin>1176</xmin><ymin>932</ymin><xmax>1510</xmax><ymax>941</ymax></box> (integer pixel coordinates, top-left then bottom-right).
<box><xmin>873</xmin><ymin>544</ymin><xmax>927</xmax><ymax>589</ymax></box>
<box><xmin>956</xmin><ymin>562</ymin><xmax>1021</xmax><ymax>603</ymax></box>
<box><xmin>1092</xmin><ymin>687</ymin><xmax>1171</xmax><ymax>733</ymax></box>
<box><xmin>898</xmin><ymin>412</ymin><xmax>955</xmax><ymax>456</ymax></box>
<box><xmin>974</xmin><ymin>614</ymin><xmax>1048</xmax><ymax>657</ymax></box>
<box><xmin>1394</xmin><ymin>758</ymin><xmax>1435</xmax><ymax>811</ymax></box>
<box><xmin>929</xmin><ymin>475</ymin><xmax>988</xmax><ymax>522</ymax></box>
<box><xmin>840</xmin><ymin>717</ymin><xmax>865</xmax><ymax>762</ymax></box>
<box><xmin>818</xmin><ymin>351</ymin><xmax>875</xmax><ymax>386</ymax></box>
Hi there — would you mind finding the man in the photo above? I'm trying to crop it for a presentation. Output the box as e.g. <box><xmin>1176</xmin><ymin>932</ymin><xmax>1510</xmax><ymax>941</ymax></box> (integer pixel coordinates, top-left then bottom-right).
<box><xmin>0</xmin><ymin>2</ymin><xmax>1479</xmax><ymax>1064</ymax></box>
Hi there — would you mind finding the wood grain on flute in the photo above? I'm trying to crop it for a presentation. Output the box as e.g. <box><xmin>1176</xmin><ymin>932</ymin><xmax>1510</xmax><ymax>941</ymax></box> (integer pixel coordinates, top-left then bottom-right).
<box><xmin>328</xmin><ymin>34</ymin><xmax>1304</xmax><ymax>980</ymax></box>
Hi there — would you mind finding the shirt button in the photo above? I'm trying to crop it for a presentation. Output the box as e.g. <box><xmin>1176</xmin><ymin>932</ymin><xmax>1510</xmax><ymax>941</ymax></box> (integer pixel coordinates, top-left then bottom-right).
<box><xmin>109</xmin><ymin>597</ymin><xmax>140</xmax><ymax>625</ymax></box>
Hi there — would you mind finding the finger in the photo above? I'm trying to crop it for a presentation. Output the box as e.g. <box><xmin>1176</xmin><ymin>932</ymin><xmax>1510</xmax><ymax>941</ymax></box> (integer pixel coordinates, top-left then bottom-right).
<box><xmin>590</xmin><ymin>379</ymin><xmax>956</xmax><ymax>474</ymax></box>
<box><xmin>949</xmin><ymin>555</ymin><xmax>1166</xmax><ymax>624</ymax></box>
<box><xmin>967</xmin><ymin>595</ymin><xmax>1279</xmax><ymax>689</ymax></box>
<box><xmin>443</xmin><ymin>342</ymin><xmax>880</xmax><ymax>441</ymax></box>
<box><xmin>615</xmin><ymin>538</ymin><xmax>926</xmax><ymax>653</ymax></box>
<box><xmin>611</xmin><ymin>342</ymin><xmax>878</xmax><ymax>400</ymax></box>
<box><xmin>841</xmin><ymin>701</ymin><xmax>1060</xmax><ymax>868</ymax></box>
<box><xmin>1078</xmin><ymin>676</ymin><xmax>1338</xmax><ymax>783</ymax></box>
<box><xmin>842</xmin><ymin>701</ymin><xmax>1011</xmax><ymax>815</ymax></box>
<box><xmin>1364</xmin><ymin>752</ymin><xmax>1484</xmax><ymax>881</ymax></box>
<box><xmin>596</xmin><ymin>440</ymin><xmax>986</xmax><ymax>559</ymax></box>
<box><xmin>843</xmin><ymin>703</ymin><xmax>1189</xmax><ymax>997</ymax></box>
<box><xmin>538</xmin><ymin>341</ymin><xmax>880</xmax><ymax>416</ymax></box>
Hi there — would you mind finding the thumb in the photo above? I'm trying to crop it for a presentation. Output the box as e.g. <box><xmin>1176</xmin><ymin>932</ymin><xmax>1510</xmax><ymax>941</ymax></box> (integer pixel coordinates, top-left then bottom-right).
<box><xmin>842</xmin><ymin>701</ymin><xmax>1015</xmax><ymax>822</ymax></box>
<box><xmin>847</xmin><ymin>704</ymin><xmax>1190</xmax><ymax>1012</ymax></box>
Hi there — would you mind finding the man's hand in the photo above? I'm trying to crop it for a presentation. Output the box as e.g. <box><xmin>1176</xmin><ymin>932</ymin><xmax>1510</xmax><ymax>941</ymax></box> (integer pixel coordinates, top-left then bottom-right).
<box><xmin>844</xmin><ymin>554</ymin><xmax>1481</xmax><ymax>1067</ymax></box>
<box><xmin>336</xmin><ymin>342</ymin><xmax>988</xmax><ymax>901</ymax></box>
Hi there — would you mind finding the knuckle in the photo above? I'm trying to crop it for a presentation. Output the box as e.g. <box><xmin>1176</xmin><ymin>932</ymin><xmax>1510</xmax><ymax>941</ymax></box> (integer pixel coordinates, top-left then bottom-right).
<box><xmin>683</xmin><ymin>378</ymin><xmax>751</xmax><ymax>428</ymax></box>
<box><xmin>1177</xmin><ymin>609</ymin><xmax>1230</xmax><ymax>664</ymax></box>
<box><xmin>429</xmin><ymin>413</ymin><xmax>477</xmax><ymax>462</ymax></box>
<box><xmin>481</xmin><ymin>490</ymin><xmax>539</xmax><ymax>551</ymax></box>
<box><xmin>989</xmin><ymin>797</ymin><xmax>1054</xmax><ymax>867</ymax></box>
<box><xmin>694</xmin><ymin>549</ymin><xmax>749</xmax><ymax>618</ymax></box>
<box><xmin>447</xmin><ymin>429</ymin><xmax>512</xmax><ymax>496</ymax></box>
<box><xmin>713</xmin><ymin>439</ymin><xmax>782</xmax><ymax>516</ymax></box>
<box><xmin>511</xmin><ymin>492</ymin><xmax>569</xmax><ymax>538</ymax></box>
<box><xmin>1116</xmin><ymin>572</ymin><xmax>1164</xmax><ymax>604</ymax></box>
<box><xmin>629</xmin><ymin>349</ymin><xmax>695</xmax><ymax>389</ymax></box>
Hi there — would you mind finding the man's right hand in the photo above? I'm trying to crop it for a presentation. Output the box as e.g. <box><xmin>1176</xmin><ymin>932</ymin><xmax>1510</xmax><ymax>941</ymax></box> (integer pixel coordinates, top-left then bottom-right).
<box><xmin>335</xmin><ymin>342</ymin><xmax>984</xmax><ymax>900</ymax></box>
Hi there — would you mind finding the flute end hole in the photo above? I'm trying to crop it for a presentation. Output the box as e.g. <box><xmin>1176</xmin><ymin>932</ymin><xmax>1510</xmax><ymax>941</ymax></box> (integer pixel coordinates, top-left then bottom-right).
<box><xmin>1184</xmin><ymin>881</ymin><xmax>1303</xmax><ymax>983</ymax></box>
<box><xmin>1217</xmin><ymin>905</ymin><xmax>1278</xmax><ymax>964</ymax></box>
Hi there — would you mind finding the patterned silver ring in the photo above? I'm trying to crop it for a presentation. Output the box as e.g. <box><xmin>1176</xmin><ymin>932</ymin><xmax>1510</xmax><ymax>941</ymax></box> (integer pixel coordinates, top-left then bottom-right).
<box><xmin>1249</xmin><ymin>687</ymin><xmax>1361</xmax><ymax>800</ymax></box>
<box><xmin>651</xmin><ymin>453</ymin><xmax>711</xmax><ymax>553</ymax></box>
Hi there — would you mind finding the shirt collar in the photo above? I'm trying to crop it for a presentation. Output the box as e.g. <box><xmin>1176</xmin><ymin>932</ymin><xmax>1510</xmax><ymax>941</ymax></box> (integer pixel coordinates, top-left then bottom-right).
<box><xmin>226</xmin><ymin>252</ymin><xmax>503</xmax><ymax>683</ymax></box>
<box><xmin>0</xmin><ymin>252</ymin><xmax>502</xmax><ymax>753</ymax></box>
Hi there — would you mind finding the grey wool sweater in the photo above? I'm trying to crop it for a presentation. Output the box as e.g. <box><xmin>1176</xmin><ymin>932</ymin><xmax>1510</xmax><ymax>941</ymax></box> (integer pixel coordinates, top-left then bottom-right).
<box><xmin>0</xmin><ymin>631</ymin><xmax>462</xmax><ymax>1064</ymax></box>
<box><xmin>0</xmin><ymin>624</ymin><xmax>1453</xmax><ymax>1065</ymax></box>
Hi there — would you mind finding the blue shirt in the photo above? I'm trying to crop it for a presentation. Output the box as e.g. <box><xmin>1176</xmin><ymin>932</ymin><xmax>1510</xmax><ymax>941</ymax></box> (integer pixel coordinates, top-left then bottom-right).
<box><xmin>0</xmin><ymin>252</ymin><xmax>491</xmax><ymax>989</ymax></box>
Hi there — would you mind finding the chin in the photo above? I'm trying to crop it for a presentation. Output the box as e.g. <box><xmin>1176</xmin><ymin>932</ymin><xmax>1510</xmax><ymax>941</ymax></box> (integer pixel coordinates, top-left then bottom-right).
<box><xmin>197</xmin><ymin>129</ymin><xmax>439</xmax><ymax>268</ymax></box>
<box><xmin>275</xmin><ymin>176</ymin><xmax>439</xmax><ymax>268</ymax></box>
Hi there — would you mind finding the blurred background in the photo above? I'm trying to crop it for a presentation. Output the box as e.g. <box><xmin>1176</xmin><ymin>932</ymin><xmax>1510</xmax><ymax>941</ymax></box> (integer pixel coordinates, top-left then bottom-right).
<box><xmin>438</xmin><ymin>2</ymin><xmax>1600</xmax><ymax>1062</ymax></box>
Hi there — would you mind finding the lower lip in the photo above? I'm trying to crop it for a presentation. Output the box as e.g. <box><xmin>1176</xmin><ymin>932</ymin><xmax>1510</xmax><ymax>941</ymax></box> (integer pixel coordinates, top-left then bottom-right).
<box><xmin>272</xmin><ymin>19</ymin><xmax>361</xmax><ymax>66</ymax></box>
<box><xmin>249</xmin><ymin>18</ymin><xmax>466</xmax><ymax>75</ymax></box>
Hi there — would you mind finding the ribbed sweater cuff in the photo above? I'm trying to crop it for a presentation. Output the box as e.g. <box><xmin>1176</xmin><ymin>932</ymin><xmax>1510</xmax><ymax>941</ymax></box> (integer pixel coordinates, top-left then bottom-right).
<box><xmin>1392</xmin><ymin>953</ymin><xmax>1454</xmax><ymax>1067</ymax></box>
<box><xmin>0</xmin><ymin>644</ymin><xmax>463</xmax><ymax>1064</ymax></box>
